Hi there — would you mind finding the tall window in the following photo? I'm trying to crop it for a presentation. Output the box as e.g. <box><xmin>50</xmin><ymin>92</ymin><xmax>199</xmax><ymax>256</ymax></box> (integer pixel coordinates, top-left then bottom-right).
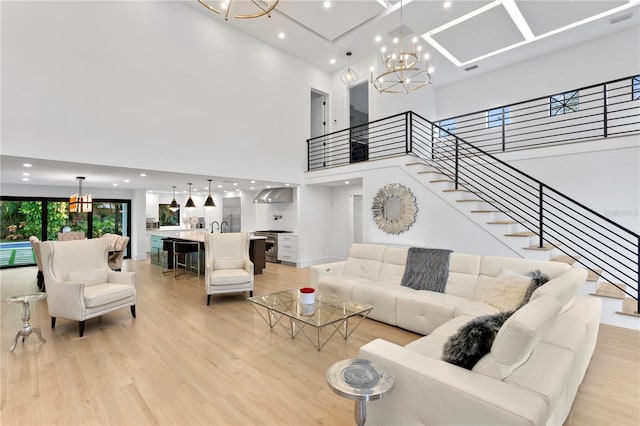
<box><xmin>633</xmin><ymin>76</ymin><xmax>640</xmax><ymax>100</ymax></box>
<box><xmin>438</xmin><ymin>118</ymin><xmax>456</xmax><ymax>137</ymax></box>
<box><xmin>550</xmin><ymin>90</ymin><xmax>579</xmax><ymax>116</ymax></box>
<box><xmin>487</xmin><ymin>107</ymin><xmax>510</xmax><ymax>128</ymax></box>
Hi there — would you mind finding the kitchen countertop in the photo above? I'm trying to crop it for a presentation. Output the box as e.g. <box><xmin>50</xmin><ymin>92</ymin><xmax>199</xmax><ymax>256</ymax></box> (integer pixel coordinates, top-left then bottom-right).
<box><xmin>150</xmin><ymin>230</ymin><xmax>266</xmax><ymax>242</ymax></box>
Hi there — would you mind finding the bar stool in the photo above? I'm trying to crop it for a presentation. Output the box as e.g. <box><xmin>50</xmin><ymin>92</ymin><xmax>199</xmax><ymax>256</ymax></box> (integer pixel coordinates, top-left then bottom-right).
<box><xmin>173</xmin><ymin>241</ymin><xmax>200</xmax><ymax>277</ymax></box>
<box><xmin>162</xmin><ymin>238</ymin><xmax>176</xmax><ymax>274</ymax></box>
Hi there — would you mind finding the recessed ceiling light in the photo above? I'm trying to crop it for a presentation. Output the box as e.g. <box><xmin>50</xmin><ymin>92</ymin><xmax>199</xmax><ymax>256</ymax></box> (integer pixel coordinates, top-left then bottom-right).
<box><xmin>428</xmin><ymin>66</ymin><xmax>434</xmax><ymax>73</ymax></box>
<box><xmin>217</xmin><ymin>184</ymin><xmax>223</xmax><ymax>188</ymax></box>
<box><xmin>22</xmin><ymin>178</ymin><xmax>29</xmax><ymax>182</ymax></box>
<box><xmin>375</xmin><ymin>35</ymin><xmax>381</xmax><ymax>43</ymax></box>
<box><xmin>22</xmin><ymin>172</ymin><xmax>30</xmax><ymax>176</ymax></box>
<box><xmin>250</xmin><ymin>180</ymin><xmax>256</xmax><ymax>183</ymax></box>
<box><xmin>140</xmin><ymin>173</ymin><xmax>146</xmax><ymax>177</ymax></box>
<box><xmin>330</xmin><ymin>58</ymin><xmax>336</xmax><ymax>64</ymax></box>
<box><xmin>113</xmin><ymin>183</ymin><xmax>118</xmax><ymax>186</ymax></box>
<box><xmin>250</xmin><ymin>187</ymin><xmax>255</xmax><ymax>190</ymax></box>
<box><xmin>444</xmin><ymin>1</ymin><xmax>451</xmax><ymax>9</ymax></box>
<box><xmin>345</xmin><ymin>181</ymin><xmax>350</xmax><ymax>184</ymax></box>
<box><xmin>124</xmin><ymin>179</ymin><xmax>130</xmax><ymax>183</ymax></box>
<box><xmin>285</xmin><ymin>183</ymin><xmax>290</xmax><ymax>186</ymax></box>
<box><xmin>23</xmin><ymin>163</ymin><xmax>32</xmax><ymax>168</ymax></box>
<box><xmin>278</xmin><ymin>32</ymin><xmax>285</xmax><ymax>39</ymax></box>
<box><xmin>233</xmin><ymin>182</ymin><xmax>238</xmax><ymax>186</ymax></box>
<box><xmin>267</xmin><ymin>185</ymin><xmax>272</xmax><ymax>188</ymax></box>
<box><xmin>324</xmin><ymin>1</ymin><xmax>331</xmax><ymax>8</ymax></box>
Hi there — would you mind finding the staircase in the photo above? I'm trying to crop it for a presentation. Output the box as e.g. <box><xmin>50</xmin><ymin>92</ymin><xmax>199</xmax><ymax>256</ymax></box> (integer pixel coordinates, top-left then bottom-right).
<box><xmin>405</xmin><ymin>158</ymin><xmax>639</xmax><ymax>319</ymax></box>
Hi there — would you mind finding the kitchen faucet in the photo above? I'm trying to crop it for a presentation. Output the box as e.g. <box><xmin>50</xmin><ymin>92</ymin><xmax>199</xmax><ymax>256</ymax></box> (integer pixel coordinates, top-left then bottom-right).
<box><xmin>210</xmin><ymin>221</ymin><xmax>220</xmax><ymax>233</ymax></box>
<box><xmin>220</xmin><ymin>221</ymin><xmax>229</xmax><ymax>233</ymax></box>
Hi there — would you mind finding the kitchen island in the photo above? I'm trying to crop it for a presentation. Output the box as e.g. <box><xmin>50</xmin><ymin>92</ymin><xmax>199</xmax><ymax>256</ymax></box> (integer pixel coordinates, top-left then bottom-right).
<box><xmin>149</xmin><ymin>230</ymin><xmax>266</xmax><ymax>274</ymax></box>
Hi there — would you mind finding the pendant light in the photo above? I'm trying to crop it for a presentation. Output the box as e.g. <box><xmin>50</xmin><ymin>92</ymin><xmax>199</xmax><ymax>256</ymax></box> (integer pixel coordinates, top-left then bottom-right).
<box><xmin>169</xmin><ymin>186</ymin><xmax>180</xmax><ymax>212</ymax></box>
<box><xmin>204</xmin><ymin>179</ymin><xmax>216</xmax><ymax>208</ymax></box>
<box><xmin>185</xmin><ymin>183</ymin><xmax>196</xmax><ymax>209</ymax></box>
<box><xmin>340</xmin><ymin>52</ymin><xmax>359</xmax><ymax>87</ymax></box>
<box><xmin>69</xmin><ymin>176</ymin><xmax>92</xmax><ymax>213</ymax></box>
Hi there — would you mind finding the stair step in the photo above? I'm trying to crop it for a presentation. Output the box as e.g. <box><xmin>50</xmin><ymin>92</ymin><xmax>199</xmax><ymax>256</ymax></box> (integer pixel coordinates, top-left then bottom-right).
<box><xmin>442</xmin><ymin>189</ymin><xmax>475</xmax><ymax>193</ymax></box>
<box><xmin>591</xmin><ymin>282</ymin><xmax>626</xmax><ymax>300</ymax></box>
<box><xmin>487</xmin><ymin>220</ymin><xmax>519</xmax><ymax>225</ymax></box>
<box><xmin>406</xmin><ymin>162</ymin><xmax>426</xmax><ymax>166</ymax></box>
<box><xmin>586</xmin><ymin>268</ymin><xmax>604</xmax><ymax>282</ymax></box>
<box><xmin>524</xmin><ymin>243</ymin><xmax>557</xmax><ymax>251</ymax></box>
<box><xmin>616</xmin><ymin>297</ymin><xmax>640</xmax><ymax>317</ymax></box>
<box><xmin>470</xmin><ymin>210</ymin><xmax>503</xmax><ymax>213</ymax></box>
<box><xmin>505</xmin><ymin>231</ymin><xmax>537</xmax><ymax>237</ymax></box>
<box><xmin>429</xmin><ymin>179</ymin><xmax>452</xmax><ymax>183</ymax></box>
<box><xmin>551</xmin><ymin>254</ymin><xmax>580</xmax><ymax>265</ymax></box>
<box><xmin>418</xmin><ymin>171</ymin><xmax>442</xmax><ymax>175</ymax></box>
<box><xmin>456</xmin><ymin>199</ymin><xmax>485</xmax><ymax>203</ymax></box>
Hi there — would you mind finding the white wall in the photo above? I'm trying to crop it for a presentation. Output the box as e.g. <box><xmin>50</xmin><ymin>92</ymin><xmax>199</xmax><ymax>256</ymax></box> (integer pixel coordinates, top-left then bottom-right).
<box><xmin>1</xmin><ymin>1</ymin><xmax>331</xmax><ymax>185</ymax></box>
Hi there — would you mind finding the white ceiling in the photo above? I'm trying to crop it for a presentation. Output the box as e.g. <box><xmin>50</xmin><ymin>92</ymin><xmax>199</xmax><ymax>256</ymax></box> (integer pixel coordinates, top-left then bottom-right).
<box><xmin>2</xmin><ymin>0</ymin><xmax>638</xmax><ymax>193</ymax></box>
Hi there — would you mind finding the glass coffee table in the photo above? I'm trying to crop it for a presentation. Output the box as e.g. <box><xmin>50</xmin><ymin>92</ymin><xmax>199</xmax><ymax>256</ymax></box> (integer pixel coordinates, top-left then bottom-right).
<box><xmin>247</xmin><ymin>289</ymin><xmax>374</xmax><ymax>351</ymax></box>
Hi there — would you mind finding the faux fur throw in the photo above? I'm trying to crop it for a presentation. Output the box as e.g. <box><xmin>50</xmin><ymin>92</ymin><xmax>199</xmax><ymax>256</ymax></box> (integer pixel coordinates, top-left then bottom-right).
<box><xmin>441</xmin><ymin>311</ymin><xmax>514</xmax><ymax>370</ymax></box>
<box><xmin>401</xmin><ymin>247</ymin><xmax>452</xmax><ymax>293</ymax></box>
<box><xmin>518</xmin><ymin>269</ymin><xmax>550</xmax><ymax>308</ymax></box>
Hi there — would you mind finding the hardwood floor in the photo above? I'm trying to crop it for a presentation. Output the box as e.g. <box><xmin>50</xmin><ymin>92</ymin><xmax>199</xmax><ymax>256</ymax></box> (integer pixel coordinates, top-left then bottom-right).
<box><xmin>1</xmin><ymin>260</ymin><xmax>638</xmax><ymax>425</ymax></box>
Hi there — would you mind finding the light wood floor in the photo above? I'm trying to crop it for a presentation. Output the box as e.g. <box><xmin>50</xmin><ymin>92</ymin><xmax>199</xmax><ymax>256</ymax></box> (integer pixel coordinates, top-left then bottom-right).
<box><xmin>1</xmin><ymin>260</ymin><xmax>638</xmax><ymax>425</ymax></box>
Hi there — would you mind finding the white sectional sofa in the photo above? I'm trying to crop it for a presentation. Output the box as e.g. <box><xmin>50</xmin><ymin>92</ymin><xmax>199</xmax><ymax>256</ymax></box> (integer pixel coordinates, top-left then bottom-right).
<box><xmin>310</xmin><ymin>243</ymin><xmax>600</xmax><ymax>425</ymax></box>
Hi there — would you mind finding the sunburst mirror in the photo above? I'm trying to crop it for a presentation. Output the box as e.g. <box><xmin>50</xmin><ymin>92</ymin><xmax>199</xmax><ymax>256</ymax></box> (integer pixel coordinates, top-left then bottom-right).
<box><xmin>372</xmin><ymin>183</ymin><xmax>418</xmax><ymax>234</ymax></box>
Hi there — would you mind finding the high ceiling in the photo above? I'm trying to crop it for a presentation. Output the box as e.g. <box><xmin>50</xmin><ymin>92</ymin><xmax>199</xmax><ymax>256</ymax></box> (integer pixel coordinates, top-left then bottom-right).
<box><xmin>2</xmin><ymin>0</ymin><xmax>638</xmax><ymax>193</ymax></box>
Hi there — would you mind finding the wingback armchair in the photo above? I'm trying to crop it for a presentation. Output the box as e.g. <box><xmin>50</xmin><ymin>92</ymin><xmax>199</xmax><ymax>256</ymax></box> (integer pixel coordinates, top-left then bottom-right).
<box><xmin>204</xmin><ymin>232</ymin><xmax>254</xmax><ymax>305</ymax></box>
<box><xmin>102</xmin><ymin>233</ymin><xmax>130</xmax><ymax>271</ymax></box>
<box><xmin>40</xmin><ymin>238</ymin><xmax>136</xmax><ymax>336</ymax></box>
<box><xmin>29</xmin><ymin>236</ymin><xmax>45</xmax><ymax>291</ymax></box>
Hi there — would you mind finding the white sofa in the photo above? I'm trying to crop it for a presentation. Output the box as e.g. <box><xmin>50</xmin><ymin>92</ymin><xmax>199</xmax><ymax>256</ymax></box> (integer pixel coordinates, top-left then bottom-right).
<box><xmin>311</xmin><ymin>244</ymin><xmax>600</xmax><ymax>425</ymax></box>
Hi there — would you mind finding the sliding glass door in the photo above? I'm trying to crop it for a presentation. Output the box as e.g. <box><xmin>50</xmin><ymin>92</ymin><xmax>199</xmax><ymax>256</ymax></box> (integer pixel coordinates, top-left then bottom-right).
<box><xmin>0</xmin><ymin>197</ymin><xmax>131</xmax><ymax>268</ymax></box>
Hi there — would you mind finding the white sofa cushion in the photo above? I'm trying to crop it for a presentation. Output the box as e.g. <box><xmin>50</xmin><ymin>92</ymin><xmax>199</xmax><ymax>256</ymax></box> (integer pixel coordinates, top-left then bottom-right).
<box><xmin>352</xmin><ymin>282</ymin><xmax>399</xmax><ymax>325</ymax></box>
<box><xmin>473</xmin><ymin>296</ymin><xmax>561</xmax><ymax>379</ymax></box>
<box><xmin>343</xmin><ymin>244</ymin><xmax>385</xmax><ymax>280</ymax></box>
<box><xmin>530</xmin><ymin>267</ymin><xmax>587</xmax><ymax>313</ymax></box>
<box><xmin>214</xmin><ymin>257</ymin><xmax>244</xmax><ymax>269</ymax></box>
<box><xmin>209</xmin><ymin>269</ymin><xmax>250</xmax><ymax>286</ymax></box>
<box><xmin>396</xmin><ymin>289</ymin><xmax>469</xmax><ymax>335</ymax></box>
<box><xmin>444</xmin><ymin>253</ymin><xmax>482</xmax><ymax>300</ymax></box>
<box><xmin>377</xmin><ymin>247</ymin><xmax>408</xmax><ymax>284</ymax></box>
<box><xmin>481</xmin><ymin>270</ymin><xmax>531</xmax><ymax>312</ymax></box>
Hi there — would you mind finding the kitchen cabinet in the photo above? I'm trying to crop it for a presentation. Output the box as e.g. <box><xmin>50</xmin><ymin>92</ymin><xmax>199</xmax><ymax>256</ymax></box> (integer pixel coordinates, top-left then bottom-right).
<box><xmin>150</xmin><ymin>234</ymin><xmax>164</xmax><ymax>267</ymax></box>
<box><xmin>277</xmin><ymin>234</ymin><xmax>298</xmax><ymax>265</ymax></box>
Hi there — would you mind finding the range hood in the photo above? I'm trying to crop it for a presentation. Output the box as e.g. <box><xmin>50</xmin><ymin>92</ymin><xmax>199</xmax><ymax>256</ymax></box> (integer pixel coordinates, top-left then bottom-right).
<box><xmin>253</xmin><ymin>187</ymin><xmax>293</xmax><ymax>203</ymax></box>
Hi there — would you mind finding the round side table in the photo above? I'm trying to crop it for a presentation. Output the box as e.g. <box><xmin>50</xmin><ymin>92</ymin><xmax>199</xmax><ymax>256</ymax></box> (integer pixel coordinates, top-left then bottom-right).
<box><xmin>327</xmin><ymin>358</ymin><xmax>394</xmax><ymax>426</ymax></box>
<box><xmin>5</xmin><ymin>292</ymin><xmax>47</xmax><ymax>352</ymax></box>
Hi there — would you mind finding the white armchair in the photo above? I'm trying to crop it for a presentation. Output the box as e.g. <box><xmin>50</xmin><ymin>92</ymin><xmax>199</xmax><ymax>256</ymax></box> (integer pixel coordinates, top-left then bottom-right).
<box><xmin>204</xmin><ymin>232</ymin><xmax>254</xmax><ymax>305</ymax></box>
<box><xmin>40</xmin><ymin>238</ymin><xmax>136</xmax><ymax>336</ymax></box>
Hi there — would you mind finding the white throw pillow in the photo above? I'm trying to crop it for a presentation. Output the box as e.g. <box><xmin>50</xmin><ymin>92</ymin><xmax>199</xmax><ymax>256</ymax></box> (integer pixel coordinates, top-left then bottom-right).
<box><xmin>214</xmin><ymin>257</ymin><xmax>244</xmax><ymax>269</ymax></box>
<box><xmin>481</xmin><ymin>270</ymin><xmax>531</xmax><ymax>312</ymax></box>
<box><xmin>67</xmin><ymin>269</ymin><xmax>108</xmax><ymax>285</ymax></box>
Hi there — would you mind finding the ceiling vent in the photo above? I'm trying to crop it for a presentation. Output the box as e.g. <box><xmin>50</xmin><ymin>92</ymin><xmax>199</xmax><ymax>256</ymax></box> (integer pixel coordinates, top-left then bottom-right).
<box><xmin>253</xmin><ymin>187</ymin><xmax>293</xmax><ymax>203</ymax></box>
<box><xmin>610</xmin><ymin>12</ymin><xmax>633</xmax><ymax>24</ymax></box>
<box><xmin>465</xmin><ymin>65</ymin><xmax>479</xmax><ymax>72</ymax></box>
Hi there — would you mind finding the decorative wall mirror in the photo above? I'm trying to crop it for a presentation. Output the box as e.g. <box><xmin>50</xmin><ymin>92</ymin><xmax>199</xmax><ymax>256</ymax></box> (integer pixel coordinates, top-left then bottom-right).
<box><xmin>371</xmin><ymin>183</ymin><xmax>418</xmax><ymax>234</ymax></box>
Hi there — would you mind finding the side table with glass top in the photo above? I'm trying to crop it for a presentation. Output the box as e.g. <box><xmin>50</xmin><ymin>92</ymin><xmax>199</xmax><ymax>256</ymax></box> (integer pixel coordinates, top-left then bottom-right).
<box><xmin>5</xmin><ymin>292</ymin><xmax>47</xmax><ymax>352</ymax></box>
<box><xmin>327</xmin><ymin>358</ymin><xmax>394</xmax><ymax>426</ymax></box>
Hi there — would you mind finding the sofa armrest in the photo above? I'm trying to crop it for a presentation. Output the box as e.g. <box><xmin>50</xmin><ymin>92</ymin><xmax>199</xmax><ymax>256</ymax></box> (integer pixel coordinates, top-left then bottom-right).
<box><xmin>310</xmin><ymin>261</ymin><xmax>346</xmax><ymax>288</ymax></box>
<box><xmin>358</xmin><ymin>339</ymin><xmax>548</xmax><ymax>425</ymax></box>
<box><xmin>45</xmin><ymin>280</ymin><xmax>86</xmax><ymax>320</ymax></box>
<box><xmin>107</xmin><ymin>271</ymin><xmax>136</xmax><ymax>285</ymax></box>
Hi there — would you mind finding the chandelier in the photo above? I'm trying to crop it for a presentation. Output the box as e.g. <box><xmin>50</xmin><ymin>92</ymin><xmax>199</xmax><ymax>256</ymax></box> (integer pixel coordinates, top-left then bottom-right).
<box><xmin>370</xmin><ymin>1</ymin><xmax>433</xmax><ymax>94</ymax></box>
<box><xmin>69</xmin><ymin>176</ymin><xmax>92</xmax><ymax>213</ymax></box>
<box><xmin>197</xmin><ymin>0</ymin><xmax>279</xmax><ymax>21</ymax></box>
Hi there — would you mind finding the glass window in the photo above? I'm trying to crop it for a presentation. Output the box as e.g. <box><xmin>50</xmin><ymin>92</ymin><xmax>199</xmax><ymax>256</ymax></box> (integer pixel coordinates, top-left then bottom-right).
<box><xmin>438</xmin><ymin>118</ymin><xmax>456</xmax><ymax>137</ymax></box>
<box><xmin>0</xmin><ymin>200</ymin><xmax>42</xmax><ymax>267</ymax></box>
<box><xmin>550</xmin><ymin>90</ymin><xmax>579</xmax><ymax>116</ymax></box>
<box><xmin>487</xmin><ymin>107</ymin><xmax>510</xmax><ymax>128</ymax></box>
<box><xmin>633</xmin><ymin>76</ymin><xmax>640</xmax><ymax>100</ymax></box>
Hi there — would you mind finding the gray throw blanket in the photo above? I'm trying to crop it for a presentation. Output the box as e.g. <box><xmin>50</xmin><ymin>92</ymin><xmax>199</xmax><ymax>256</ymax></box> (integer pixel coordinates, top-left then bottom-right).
<box><xmin>401</xmin><ymin>247</ymin><xmax>452</xmax><ymax>293</ymax></box>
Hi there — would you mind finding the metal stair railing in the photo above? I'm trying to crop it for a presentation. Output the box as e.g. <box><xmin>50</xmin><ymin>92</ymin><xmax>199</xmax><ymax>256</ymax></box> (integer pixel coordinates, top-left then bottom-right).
<box><xmin>410</xmin><ymin>111</ymin><xmax>639</xmax><ymax>314</ymax></box>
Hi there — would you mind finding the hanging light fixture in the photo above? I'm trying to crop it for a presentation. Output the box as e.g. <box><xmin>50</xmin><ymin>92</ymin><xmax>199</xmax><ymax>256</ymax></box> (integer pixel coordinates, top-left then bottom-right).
<box><xmin>204</xmin><ymin>179</ymin><xmax>216</xmax><ymax>208</ymax></box>
<box><xmin>169</xmin><ymin>186</ymin><xmax>180</xmax><ymax>212</ymax></box>
<box><xmin>197</xmin><ymin>0</ymin><xmax>279</xmax><ymax>21</ymax></box>
<box><xmin>370</xmin><ymin>1</ymin><xmax>433</xmax><ymax>94</ymax></box>
<box><xmin>340</xmin><ymin>52</ymin><xmax>359</xmax><ymax>87</ymax></box>
<box><xmin>69</xmin><ymin>176</ymin><xmax>92</xmax><ymax>213</ymax></box>
<box><xmin>185</xmin><ymin>183</ymin><xmax>196</xmax><ymax>209</ymax></box>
